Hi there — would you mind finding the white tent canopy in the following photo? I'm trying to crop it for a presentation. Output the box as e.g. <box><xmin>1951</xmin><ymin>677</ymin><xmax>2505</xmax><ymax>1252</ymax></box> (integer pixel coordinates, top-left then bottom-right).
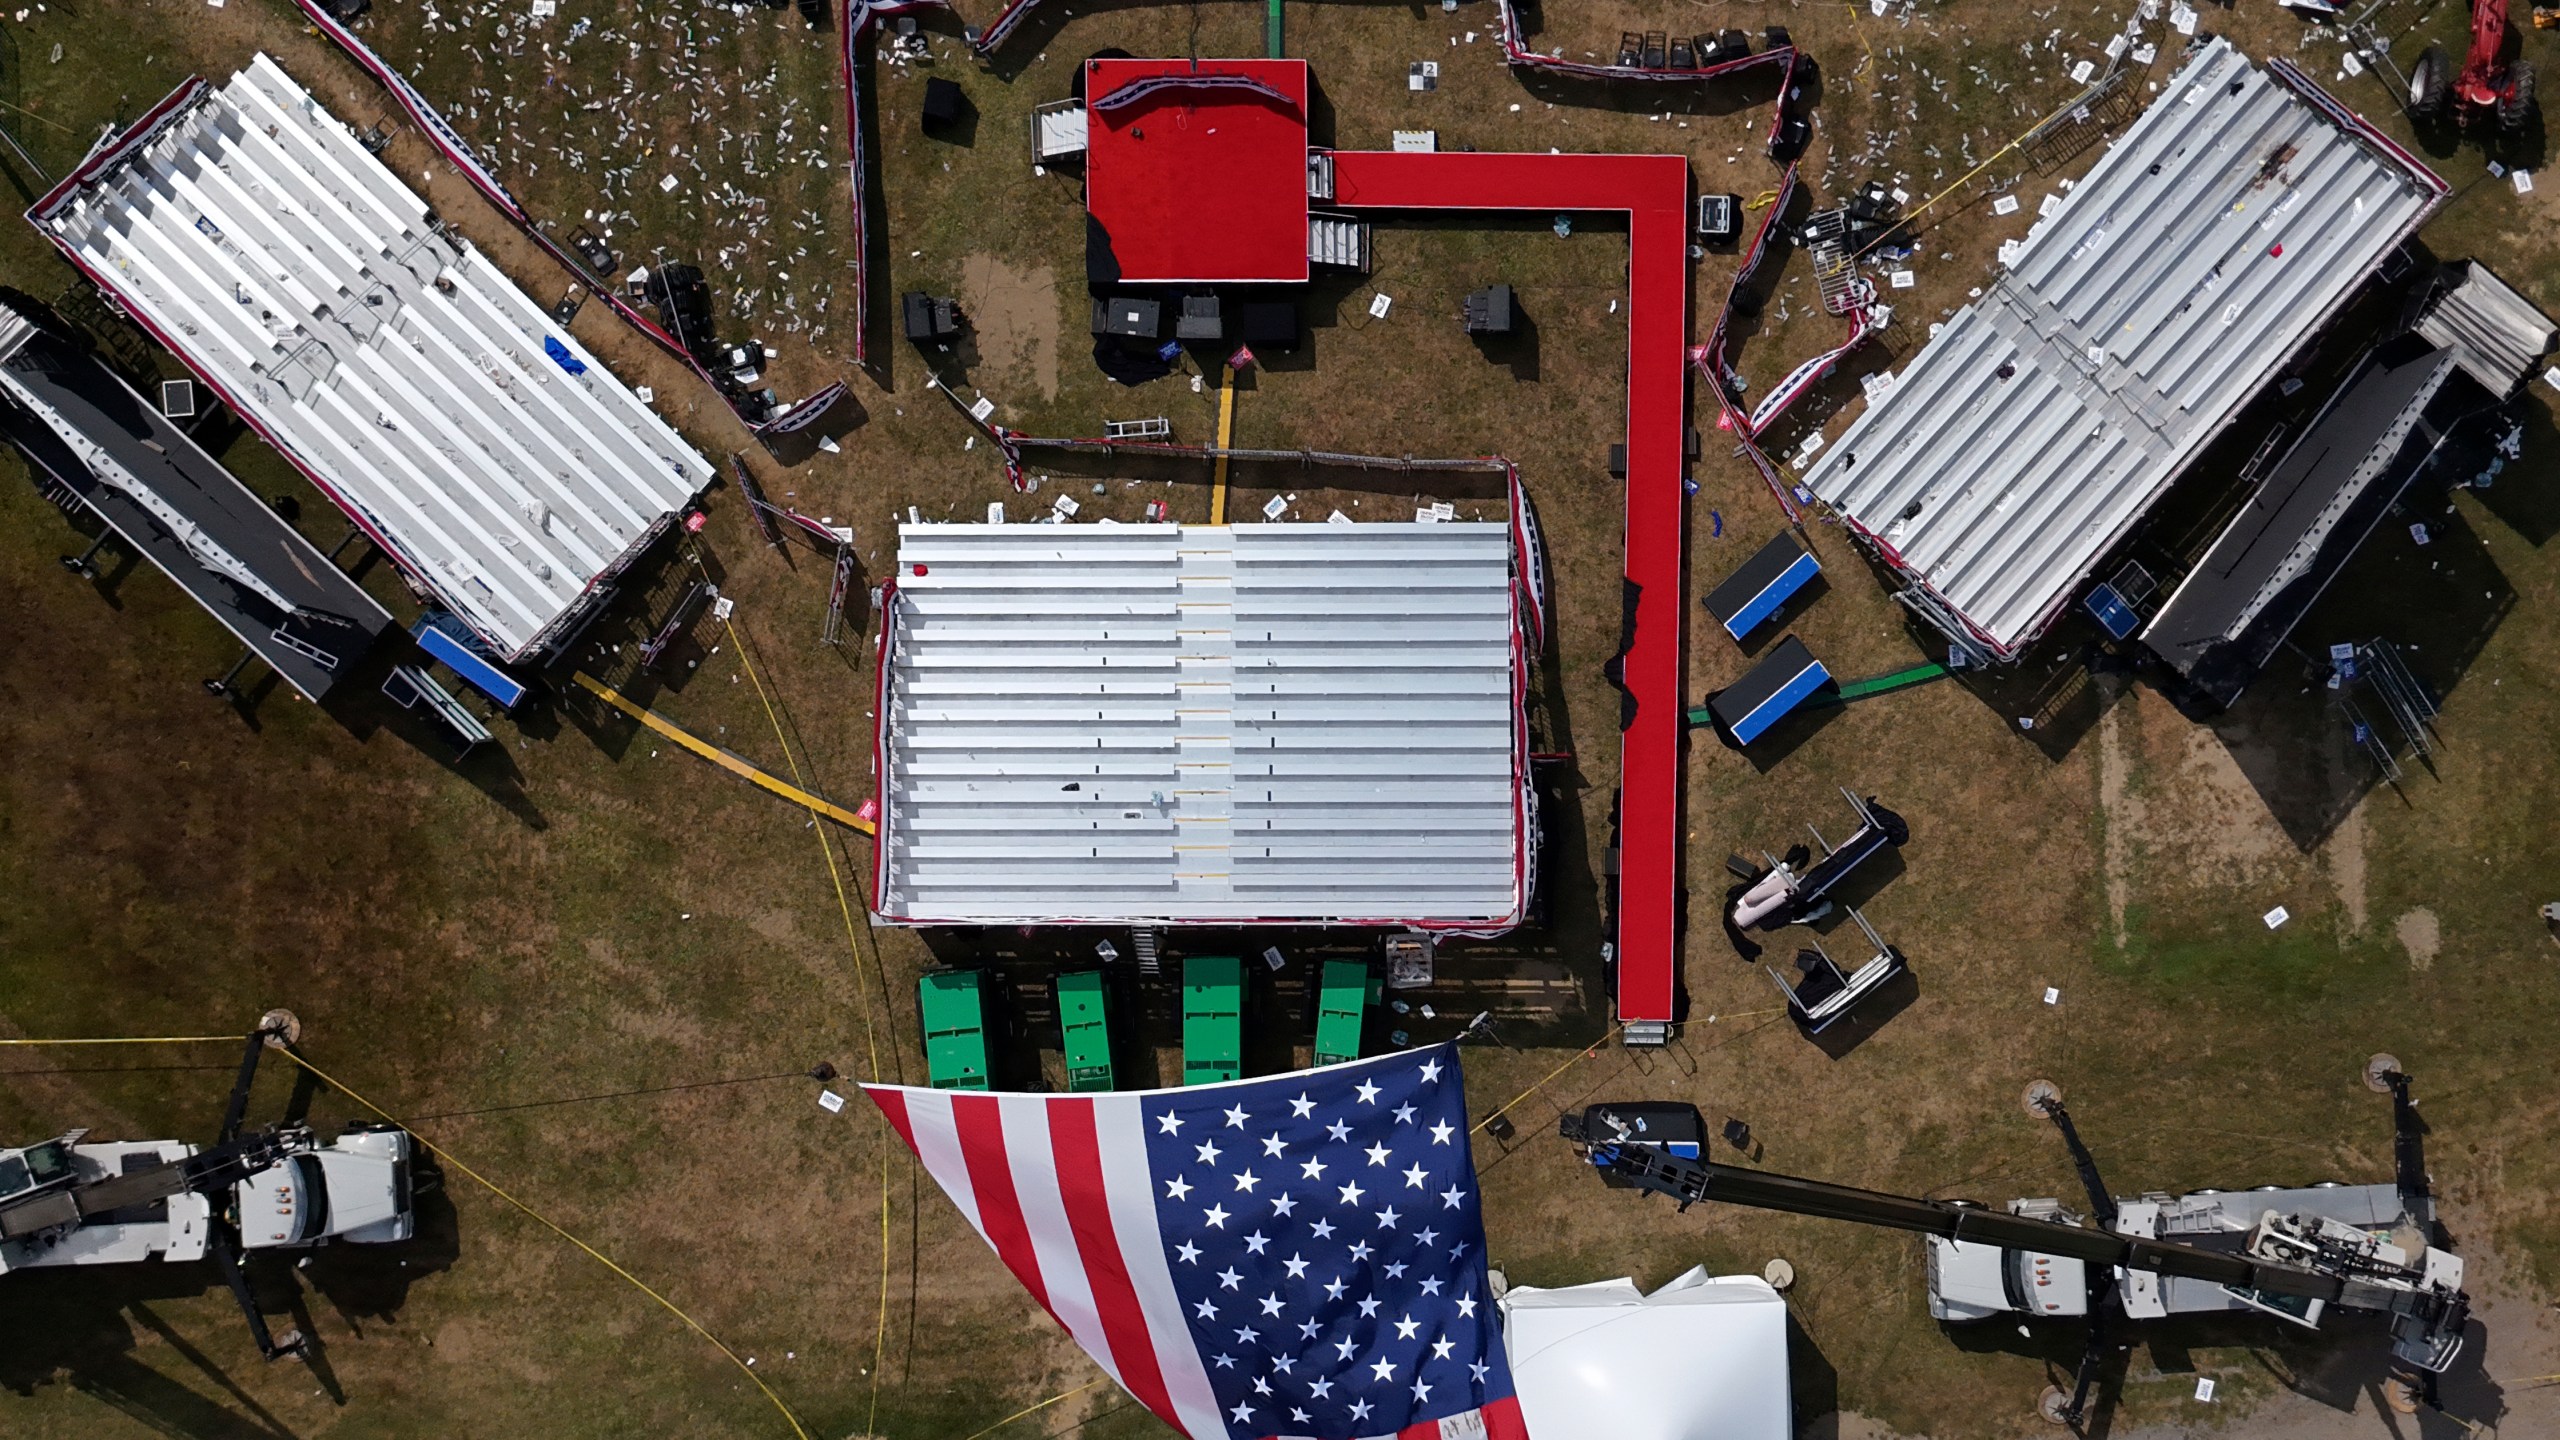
<box><xmin>1501</xmin><ymin>1267</ymin><xmax>1792</xmax><ymax>1440</ymax></box>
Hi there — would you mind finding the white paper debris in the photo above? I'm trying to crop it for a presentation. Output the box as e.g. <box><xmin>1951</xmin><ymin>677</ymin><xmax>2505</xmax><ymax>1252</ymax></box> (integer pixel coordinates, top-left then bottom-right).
<box><xmin>1368</xmin><ymin>292</ymin><xmax>1394</xmax><ymax>320</ymax></box>
<box><xmin>2170</xmin><ymin>3</ymin><xmax>2197</xmax><ymax>33</ymax></box>
<box><xmin>2515</xmin><ymin>170</ymin><xmax>2536</xmax><ymax>195</ymax></box>
<box><xmin>1052</xmin><ymin>493</ymin><xmax>1080</xmax><ymax>518</ymax></box>
<box><xmin>2195</xmin><ymin>1378</ymin><xmax>2217</xmax><ymax>1403</ymax></box>
<box><xmin>1890</xmin><ymin>269</ymin><xmax>1915</xmax><ymax>289</ymax></box>
<box><xmin>660</xmin><ymin>173</ymin><xmax>679</xmax><ymax>193</ymax></box>
<box><xmin>1994</xmin><ymin>194</ymin><xmax>2022</xmax><ymax>216</ymax></box>
<box><xmin>2410</xmin><ymin>522</ymin><xmax>2431</xmax><ymax>545</ymax></box>
<box><xmin>1262</xmin><ymin>495</ymin><xmax>1290</xmax><ymax>520</ymax></box>
<box><xmin>1328</xmin><ymin>509</ymin><xmax>1353</xmax><ymax>526</ymax></box>
<box><xmin>2043</xmin><ymin>987</ymin><xmax>2060</xmax><ymax>1005</ymax></box>
<box><xmin>2039</xmin><ymin>193</ymin><xmax>2062</xmax><ymax>218</ymax></box>
<box><xmin>2263</xmin><ymin>906</ymin><xmax>2290</xmax><ymax>929</ymax></box>
<box><xmin>2070</xmin><ymin>60</ymin><xmax>2096</xmax><ymax>84</ymax></box>
<box><xmin>985</xmin><ymin>502</ymin><xmax>1005</xmax><ymax>523</ymax></box>
<box><xmin>1998</xmin><ymin>239</ymin><xmax>2025</xmax><ymax>267</ymax></box>
<box><xmin>635</xmin><ymin>385</ymin><xmax>654</xmax><ymax>403</ymax></box>
<box><xmin>818</xmin><ymin>1089</ymin><xmax>846</xmax><ymax>1113</ymax></box>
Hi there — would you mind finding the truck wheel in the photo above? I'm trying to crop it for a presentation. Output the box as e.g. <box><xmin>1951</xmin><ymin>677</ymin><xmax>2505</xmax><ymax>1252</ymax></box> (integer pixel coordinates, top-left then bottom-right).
<box><xmin>2499</xmin><ymin>61</ymin><xmax>2538</xmax><ymax>133</ymax></box>
<box><xmin>2410</xmin><ymin>46</ymin><xmax>2452</xmax><ymax>117</ymax></box>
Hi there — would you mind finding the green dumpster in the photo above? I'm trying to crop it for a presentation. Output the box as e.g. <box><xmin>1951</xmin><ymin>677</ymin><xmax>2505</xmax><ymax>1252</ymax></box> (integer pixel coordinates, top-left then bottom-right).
<box><xmin>918</xmin><ymin>971</ymin><xmax>991</xmax><ymax>1091</ymax></box>
<box><xmin>1058</xmin><ymin>970</ymin><xmax>1114</xmax><ymax>1093</ymax></box>
<box><xmin>1182</xmin><ymin>956</ymin><xmax>1244</xmax><ymax>1086</ymax></box>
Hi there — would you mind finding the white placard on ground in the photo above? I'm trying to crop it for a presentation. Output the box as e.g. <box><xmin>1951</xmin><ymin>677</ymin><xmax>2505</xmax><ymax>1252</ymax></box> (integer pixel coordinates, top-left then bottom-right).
<box><xmin>2263</xmin><ymin>906</ymin><xmax>2290</xmax><ymax>929</ymax></box>
<box><xmin>818</xmin><ymin>1089</ymin><xmax>846</xmax><ymax>1113</ymax></box>
<box><xmin>1993</xmin><ymin>194</ymin><xmax>2022</xmax><ymax>215</ymax></box>
<box><xmin>1368</xmin><ymin>292</ymin><xmax>1393</xmax><ymax>320</ymax></box>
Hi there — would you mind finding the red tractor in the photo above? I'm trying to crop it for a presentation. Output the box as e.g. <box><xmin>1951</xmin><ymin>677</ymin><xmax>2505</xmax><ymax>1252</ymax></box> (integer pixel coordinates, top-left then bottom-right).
<box><xmin>2411</xmin><ymin>0</ymin><xmax>2539</xmax><ymax>132</ymax></box>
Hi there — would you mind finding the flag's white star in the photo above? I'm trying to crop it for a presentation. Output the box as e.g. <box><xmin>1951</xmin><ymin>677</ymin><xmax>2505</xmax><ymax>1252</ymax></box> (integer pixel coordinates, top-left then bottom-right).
<box><xmin>1403</xmin><ymin>1163</ymin><xmax>1430</xmax><ymax>1189</ymax></box>
<box><xmin>1229</xmin><ymin>1399</ymin><xmax>1256</xmax><ymax>1424</ymax></box>
<box><xmin>1261</xmin><ymin>1134</ymin><xmax>1288</xmax><ymax>1158</ymax></box>
<box><xmin>1194</xmin><ymin>1297</ymin><xmax>1219</xmax><ymax>1320</ymax></box>
<box><xmin>1233</xmin><ymin>1169</ymin><xmax>1260</xmax><ymax>1194</ymax></box>
<box><xmin>1392</xmin><ymin>1103</ymin><xmax>1417</xmax><ymax>1125</ymax></box>
<box><xmin>1416</xmin><ymin>1228</ymin><xmax>1439</xmax><ymax>1248</ymax></box>
<box><xmin>1224</xmin><ymin>1104</ymin><xmax>1250</xmax><ymax>1130</ymax></box>
<box><xmin>1326</xmin><ymin>1119</ymin><xmax>1353</xmax><ymax>1143</ymax></box>
<box><xmin>1431</xmin><ymin>1337</ymin><xmax>1456</xmax><ymax>1360</ymax></box>
<box><xmin>1309</xmin><ymin>1377</ymin><xmax>1334</xmax><ymax>1399</ymax></box>
<box><xmin>1370</xmin><ymin>1357</ymin><xmax>1397</xmax><ymax>1382</ymax></box>
<box><xmin>1157</xmin><ymin>1112</ymin><xmax>1185</xmax><ymax>1135</ymax></box>
<box><xmin>1322</xmin><ymin>1276</ymin><xmax>1347</xmax><ymax>1300</ymax></box>
<box><xmin>1348</xmin><ymin>1399</ymin><xmax>1373</xmax><ymax>1422</ymax></box>
<box><xmin>1441</xmin><ymin>1184</ymin><xmax>1466</xmax><ymax>1210</ymax></box>
<box><xmin>1297</xmin><ymin>1319</ymin><xmax>1320</xmax><ymax>1340</ymax></box>
<box><xmin>1235</xmin><ymin>1326</ymin><xmax>1259</xmax><ymax>1346</ymax></box>
<box><xmin>1383</xmin><ymin>1261</ymin><xmax>1409</xmax><ymax>1280</ymax></box>
<box><xmin>1217</xmin><ymin>1267</ymin><xmax>1243</xmax><ymax>1290</ymax></box>
<box><xmin>1348</xmin><ymin>1240</ymin><xmax>1375</xmax><ymax>1262</ymax></box>
<box><xmin>1334</xmin><ymin>1337</ymin><xmax>1357</xmax><ymax>1361</ymax></box>
<box><xmin>1300</xmin><ymin>1156</ymin><xmax>1328</xmax><ymax>1180</ymax></box>
<box><xmin>1411</xmin><ymin>1377</ymin><xmax>1434</xmax><ymax>1403</ymax></box>
<box><xmin>1468</xmin><ymin>1359</ymin><xmax>1490</xmax><ymax>1384</ymax></box>
<box><xmin>1429</xmin><ymin>1120</ymin><xmax>1455</xmax><ymax>1146</ymax></box>
<box><xmin>1419</xmin><ymin>1276</ymin><xmax>1443</xmax><ymax>1296</ymax></box>
<box><xmin>1357</xmin><ymin>1294</ymin><xmax>1382</xmax><ymax>1318</ymax></box>
<box><xmin>1259</xmin><ymin>1292</ymin><xmax>1285</xmax><ymax>1317</ymax></box>
<box><xmin>1164</xmin><ymin>1175</ymin><xmax>1193</xmax><ymax>1201</ymax></box>
<box><xmin>1213</xmin><ymin>1352</ymin><xmax>1236</xmax><ymax>1370</ymax></box>
<box><xmin>1175</xmin><ymin>1240</ymin><xmax>1202</xmax><ymax>1264</ymax></box>
<box><xmin>1291</xmin><ymin>1408</ymin><xmax>1311</xmax><ymax>1425</ymax></box>
<box><xmin>1202</xmin><ymin>1203</ymin><xmax>1231</xmax><ymax>1229</ymax></box>
<box><xmin>1394</xmin><ymin>1314</ymin><xmax>1422</xmax><ymax>1340</ymax></box>
<box><xmin>1376</xmin><ymin>1206</ymin><xmax>1401</xmax><ymax>1230</ymax></box>
<box><xmin>1283</xmin><ymin>1253</ymin><xmax>1310</xmax><ymax>1279</ymax></box>
<box><xmin>1289</xmin><ymin>1092</ymin><xmax>1317</xmax><ymax>1119</ymax></box>
<box><xmin>1195</xmin><ymin>1139</ymin><xmax>1223</xmax><ymax>1166</ymax></box>
<box><xmin>1456</xmin><ymin>1295</ymin><xmax>1477</xmax><ymax>1318</ymax></box>
<box><xmin>1337</xmin><ymin>1180</ymin><xmax>1366</xmax><ymax>1207</ymax></box>
<box><xmin>1354</xmin><ymin>1080</ymin><xmax>1381</xmax><ymax>1105</ymax></box>
<box><xmin>1270</xmin><ymin>1194</ymin><xmax>1298</xmax><ymax>1218</ymax></box>
<box><xmin>1364</xmin><ymin>1142</ymin><xmax>1392</xmax><ymax>1168</ymax></box>
<box><xmin>1310</xmin><ymin>1218</ymin><xmax>1336</xmax><ymax>1239</ymax></box>
<box><xmin>1418</xmin><ymin>1057</ymin><xmax>1443</xmax><ymax>1084</ymax></box>
<box><xmin>1243</xmin><ymin>1230</ymin><xmax>1270</xmax><ymax>1255</ymax></box>
<box><xmin>1251</xmin><ymin>1375</ymin><xmax>1272</xmax><ymax>1397</ymax></box>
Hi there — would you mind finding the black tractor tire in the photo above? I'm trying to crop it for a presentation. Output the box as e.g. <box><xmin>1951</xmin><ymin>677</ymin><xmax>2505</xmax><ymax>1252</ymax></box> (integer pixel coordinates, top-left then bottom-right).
<box><xmin>2499</xmin><ymin>61</ymin><xmax>2538</xmax><ymax>133</ymax></box>
<box><xmin>2410</xmin><ymin>45</ymin><xmax>2453</xmax><ymax>118</ymax></box>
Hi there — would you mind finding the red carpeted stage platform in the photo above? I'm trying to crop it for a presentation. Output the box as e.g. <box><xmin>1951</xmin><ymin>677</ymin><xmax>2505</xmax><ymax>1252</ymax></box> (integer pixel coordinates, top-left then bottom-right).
<box><xmin>1084</xmin><ymin>58</ymin><xmax>1312</xmax><ymax>284</ymax></box>
<box><xmin>1331</xmin><ymin>151</ymin><xmax>1692</xmax><ymax>1034</ymax></box>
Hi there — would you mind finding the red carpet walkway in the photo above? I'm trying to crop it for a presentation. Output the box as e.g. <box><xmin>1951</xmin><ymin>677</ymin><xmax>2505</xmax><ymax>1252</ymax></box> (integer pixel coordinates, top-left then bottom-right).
<box><xmin>1332</xmin><ymin>151</ymin><xmax>1691</xmax><ymax>1033</ymax></box>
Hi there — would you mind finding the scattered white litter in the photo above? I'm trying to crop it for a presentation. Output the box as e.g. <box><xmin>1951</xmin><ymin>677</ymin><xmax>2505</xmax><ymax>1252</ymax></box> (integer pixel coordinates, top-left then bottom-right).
<box><xmin>1328</xmin><ymin>509</ymin><xmax>1354</xmax><ymax>526</ymax></box>
<box><xmin>818</xmin><ymin>1089</ymin><xmax>846</xmax><ymax>1113</ymax></box>
<box><xmin>1998</xmin><ymin>239</ymin><xmax>2025</xmax><ymax>267</ymax></box>
<box><xmin>2542</xmin><ymin>365</ymin><xmax>2560</xmax><ymax>395</ymax></box>
<box><xmin>2340</xmin><ymin>51</ymin><xmax>2363</xmax><ymax>77</ymax></box>
<box><xmin>1889</xmin><ymin>269</ymin><xmax>1915</xmax><ymax>289</ymax></box>
<box><xmin>1052</xmin><ymin>493</ymin><xmax>1080</xmax><ymax>518</ymax></box>
<box><xmin>986</xmin><ymin>501</ymin><xmax>1005</xmax><ymax>523</ymax></box>
<box><xmin>2038</xmin><ymin>193</ymin><xmax>2062</xmax><ymax>218</ymax></box>
<box><xmin>2263</xmin><ymin>906</ymin><xmax>2290</xmax><ymax>930</ymax></box>
<box><xmin>2043</xmin><ymin>987</ymin><xmax>2061</xmax><ymax>1005</ymax></box>
<box><xmin>2410</xmin><ymin>522</ymin><xmax>2431</xmax><ymax>545</ymax></box>
<box><xmin>1993</xmin><ymin>194</ymin><xmax>2021</xmax><ymax>215</ymax></box>
<box><xmin>2515</xmin><ymin>170</ymin><xmax>2536</xmax><ymax>195</ymax></box>
<box><xmin>969</xmin><ymin>395</ymin><xmax>996</xmax><ymax>422</ymax></box>
<box><xmin>1368</xmin><ymin>292</ymin><xmax>1394</xmax><ymax>320</ymax></box>
<box><xmin>1430</xmin><ymin>501</ymin><xmax>1455</xmax><ymax>521</ymax></box>
<box><xmin>2170</xmin><ymin>2</ymin><xmax>2197</xmax><ymax>33</ymax></box>
<box><xmin>1262</xmin><ymin>494</ymin><xmax>1290</xmax><ymax>520</ymax></box>
<box><xmin>2195</xmin><ymin>1378</ymin><xmax>2217</xmax><ymax>1403</ymax></box>
<box><xmin>635</xmin><ymin>385</ymin><xmax>654</xmax><ymax>403</ymax></box>
<box><xmin>1263</xmin><ymin>947</ymin><xmax>1287</xmax><ymax>971</ymax></box>
<box><xmin>2070</xmin><ymin>60</ymin><xmax>2096</xmax><ymax>84</ymax></box>
<box><xmin>660</xmin><ymin>173</ymin><xmax>679</xmax><ymax>192</ymax></box>
<box><xmin>1416</xmin><ymin>506</ymin><xmax>1442</xmax><ymax>524</ymax></box>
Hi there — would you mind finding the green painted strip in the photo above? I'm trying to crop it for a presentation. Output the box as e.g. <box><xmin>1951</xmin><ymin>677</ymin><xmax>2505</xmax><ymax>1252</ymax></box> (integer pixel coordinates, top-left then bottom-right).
<box><xmin>1685</xmin><ymin>661</ymin><xmax>1949</xmax><ymax>728</ymax></box>
<box><xmin>1267</xmin><ymin>0</ymin><xmax>1283</xmax><ymax>57</ymax></box>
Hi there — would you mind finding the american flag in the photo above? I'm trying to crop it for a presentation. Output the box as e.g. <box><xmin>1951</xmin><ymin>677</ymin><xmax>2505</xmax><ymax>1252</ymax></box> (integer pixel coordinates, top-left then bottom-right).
<box><xmin>865</xmin><ymin>1043</ymin><xmax>1527</xmax><ymax>1440</ymax></box>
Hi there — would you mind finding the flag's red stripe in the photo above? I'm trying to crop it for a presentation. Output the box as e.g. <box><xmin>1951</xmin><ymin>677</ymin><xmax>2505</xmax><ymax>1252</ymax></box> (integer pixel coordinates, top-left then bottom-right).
<box><xmin>865</xmin><ymin>1086</ymin><xmax>919</xmax><ymax>1155</ymax></box>
<box><xmin>1480</xmin><ymin>1395</ymin><xmax>1530</xmax><ymax>1440</ymax></box>
<box><xmin>1046</xmin><ymin>1099</ymin><xmax>1179</xmax><ymax>1427</ymax></box>
<box><xmin>951</xmin><ymin>1093</ymin><xmax>1057</xmax><ymax>1318</ymax></box>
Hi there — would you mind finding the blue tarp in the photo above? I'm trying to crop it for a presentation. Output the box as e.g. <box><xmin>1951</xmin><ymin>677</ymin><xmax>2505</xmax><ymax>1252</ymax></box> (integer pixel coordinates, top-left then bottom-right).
<box><xmin>543</xmin><ymin>335</ymin><xmax>588</xmax><ymax>376</ymax></box>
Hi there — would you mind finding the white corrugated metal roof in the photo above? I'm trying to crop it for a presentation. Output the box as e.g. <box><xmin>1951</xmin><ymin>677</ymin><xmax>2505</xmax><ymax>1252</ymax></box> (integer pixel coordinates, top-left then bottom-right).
<box><xmin>876</xmin><ymin>522</ymin><xmax>1528</xmax><ymax>928</ymax></box>
<box><xmin>1799</xmin><ymin>40</ymin><xmax>2441</xmax><ymax>657</ymax></box>
<box><xmin>40</xmin><ymin>56</ymin><xmax>712</xmax><ymax>659</ymax></box>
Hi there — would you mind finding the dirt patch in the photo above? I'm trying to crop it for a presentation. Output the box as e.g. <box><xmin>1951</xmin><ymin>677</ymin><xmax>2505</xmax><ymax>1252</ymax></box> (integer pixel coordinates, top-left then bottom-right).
<box><xmin>958</xmin><ymin>254</ymin><xmax>1061</xmax><ymax>402</ymax></box>
<box><xmin>2328</xmin><ymin>799</ymin><xmax>2368</xmax><ymax>935</ymax></box>
<box><xmin>2109</xmin><ymin>693</ymin><xmax>2297</xmax><ymax>893</ymax></box>
<box><xmin>2395</xmin><ymin>908</ymin><xmax>2441</xmax><ymax>970</ymax></box>
<box><xmin>2100</xmin><ymin>701</ymin><xmax>2133</xmax><ymax>949</ymax></box>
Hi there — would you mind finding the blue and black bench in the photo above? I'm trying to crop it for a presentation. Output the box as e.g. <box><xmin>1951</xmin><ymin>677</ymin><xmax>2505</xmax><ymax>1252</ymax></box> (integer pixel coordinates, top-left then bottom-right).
<box><xmin>1703</xmin><ymin>530</ymin><xmax>1821</xmax><ymax>643</ymax></box>
<box><xmin>412</xmin><ymin>611</ymin><xmax>528</xmax><ymax>711</ymax></box>
<box><xmin>1702</xmin><ymin>634</ymin><xmax>1832</xmax><ymax>747</ymax></box>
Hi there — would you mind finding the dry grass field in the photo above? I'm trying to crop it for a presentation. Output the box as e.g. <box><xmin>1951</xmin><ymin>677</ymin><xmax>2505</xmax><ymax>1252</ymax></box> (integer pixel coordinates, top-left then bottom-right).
<box><xmin>1</xmin><ymin>0</ymin><xmax>2557</xmax><ymax>1437</ymax></box>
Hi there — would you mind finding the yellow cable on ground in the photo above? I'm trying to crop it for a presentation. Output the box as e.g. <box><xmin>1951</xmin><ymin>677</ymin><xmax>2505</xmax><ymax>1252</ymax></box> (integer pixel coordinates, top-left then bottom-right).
<box><xmin>958</xmin><ymin>1376</ymin><xmax>1111</xmax><ymax>1440</ymax></box>
<box><xmin>0</xmin><ymin>1035</ymin><xmax>247</xmax><ymax>1045</ymax></box>
<box><xmin>570</xmin><ymin>671</ymin><xmax>873</xmax><ymax>833</ymax></box>
<box><xmin>1472</xmin><ymin>1024</ymin><xmax>1623</xmax><ymax>1136</ymax></box>
<box><xmin>1208</xmin><ymin>364</ymin><xmax>1237</xmax><ymax>524</ymax></box>
<box><xmin>715</xmin><ymin>609</ymin><xmax>897</xmax><ymax>1437</ymax></box>
<box><xmin>280</xmin><ymin>1046</ymin><xmax>813</xmax><ymax>1440</ymax></box>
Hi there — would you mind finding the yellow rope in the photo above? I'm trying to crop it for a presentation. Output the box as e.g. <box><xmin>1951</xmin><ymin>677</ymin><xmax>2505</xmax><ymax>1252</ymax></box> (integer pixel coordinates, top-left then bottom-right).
<box><xmin>958</xmin><ymin>1376</ymin><xmax>1111</xmax><ymax>1440</ymax></box>
<box><xmin>0</xmin><ymin>1035</ymin><xmax>247</xmax><ymax>1045</ymax></box>
<box><xmin>716</xmin><ymin>606</ymin><xmax>897</xmax><ymax>1437</ymax></box>
<box><xmin>279</xmin><ymin>1046</ymin><xmax>812</xmax><ymax>1439</ymax></box>
<box><xmin>1472</xmin><ymin>1024</ymin><xmax>1622</xmax><ymax>1135</ymax></box>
